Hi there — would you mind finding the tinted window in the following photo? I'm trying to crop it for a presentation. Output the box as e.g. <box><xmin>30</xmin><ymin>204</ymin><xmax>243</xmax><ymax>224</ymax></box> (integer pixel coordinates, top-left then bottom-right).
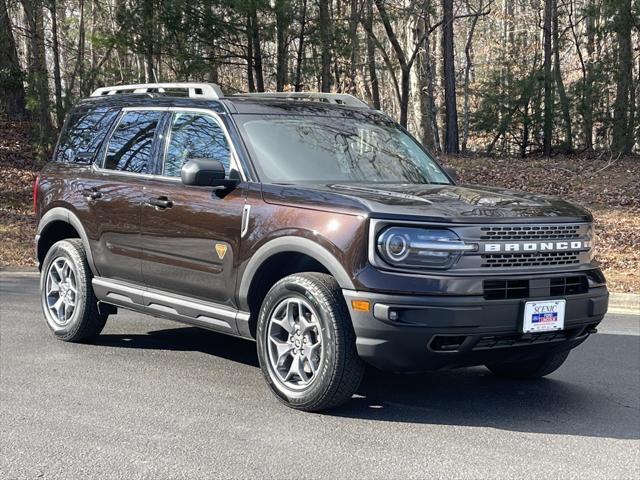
<box><xmin>164</xmin><ymin>112</ymin><xmax>231</xmax><ymax>177</ymax></box>
<box><xmin>55</xmin><ymin>106</ymin><xmax>119</xmax><ymax>162</ymax></box>
<box><xmin>104</xmin><ymin>110</ymin><xmax>162</xmax><ymax>173</ymax></box>
<box><xmin>238</xmin><ymin>115</ymin><xmax>450</xmax><ymax>184</ymax></box>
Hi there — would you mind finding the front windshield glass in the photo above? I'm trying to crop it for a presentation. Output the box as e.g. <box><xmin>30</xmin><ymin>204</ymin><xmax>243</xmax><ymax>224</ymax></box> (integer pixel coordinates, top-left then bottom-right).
<box><xmin>237</xmin><ymin>114</ymin><xmax>451</xmax><ymax>184</ymax></box>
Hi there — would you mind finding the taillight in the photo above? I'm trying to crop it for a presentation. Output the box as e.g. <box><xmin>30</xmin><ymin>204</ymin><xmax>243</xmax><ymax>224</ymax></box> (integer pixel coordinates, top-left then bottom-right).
<box><xmin>32</xmin><ymin>175</ymin><xmax>39</xmax><ymax>213</ymax></box>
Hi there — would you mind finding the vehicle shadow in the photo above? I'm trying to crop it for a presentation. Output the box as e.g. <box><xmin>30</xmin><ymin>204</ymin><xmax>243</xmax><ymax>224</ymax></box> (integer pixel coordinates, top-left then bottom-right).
<box><xmin>93</xmin><ymin>327</ymin><xmax>639</xmax><ymax>440</ymax></box>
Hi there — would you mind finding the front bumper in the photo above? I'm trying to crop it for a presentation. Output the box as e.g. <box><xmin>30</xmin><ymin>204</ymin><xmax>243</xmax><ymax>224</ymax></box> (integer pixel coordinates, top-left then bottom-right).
<box><xmin>343</xmin><ymin>287</ymin><xmax>608</xmax><ymax>372</ymax></box>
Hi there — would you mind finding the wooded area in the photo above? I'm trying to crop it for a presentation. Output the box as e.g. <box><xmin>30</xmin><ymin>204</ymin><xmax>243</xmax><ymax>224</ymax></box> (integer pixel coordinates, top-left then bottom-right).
<box><xmin>1</xmin><ymin>0</ymin><xmax>639</xmax><ymax>157</ymax></box>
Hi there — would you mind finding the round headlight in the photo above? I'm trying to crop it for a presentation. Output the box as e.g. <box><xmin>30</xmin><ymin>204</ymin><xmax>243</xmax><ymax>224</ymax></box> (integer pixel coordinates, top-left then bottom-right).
<box><xmin>384</xmin><ymin>232</ymin><xmax>409</xmax><ymax>261</ymax></box>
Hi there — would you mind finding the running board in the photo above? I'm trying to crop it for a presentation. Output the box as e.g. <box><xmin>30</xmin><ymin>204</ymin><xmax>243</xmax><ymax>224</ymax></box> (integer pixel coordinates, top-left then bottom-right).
<box><xmin>92</xmin><ymin>277</ymin><xmax>251</xmax><ymax>337</ymax></box>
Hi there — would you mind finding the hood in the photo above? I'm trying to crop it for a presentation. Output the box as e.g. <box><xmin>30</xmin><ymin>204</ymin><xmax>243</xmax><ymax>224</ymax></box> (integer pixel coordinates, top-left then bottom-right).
<box><xmin>262</xmin><ymin>183</ymin><xmax>592</xmax><ymax>223</ymax></box>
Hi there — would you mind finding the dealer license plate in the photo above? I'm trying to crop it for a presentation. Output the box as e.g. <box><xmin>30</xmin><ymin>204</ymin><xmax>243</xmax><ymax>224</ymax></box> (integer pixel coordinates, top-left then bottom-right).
<box><xmin>522</xmin><ymin>300</ymin><xmax>566</xmax><ymax>333</ymax></box>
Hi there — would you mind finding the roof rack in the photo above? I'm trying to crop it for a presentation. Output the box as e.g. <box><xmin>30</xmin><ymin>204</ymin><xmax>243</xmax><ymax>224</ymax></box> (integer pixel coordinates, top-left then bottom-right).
<box><xmin>90</xmin><ymin>83</ymin><xmax>223</xmax><ymax>99</ymax></box>
<box><xmin>233</xmin><ymin>92</ymin><xmax>370</xmax><ymax>109</ymax></box>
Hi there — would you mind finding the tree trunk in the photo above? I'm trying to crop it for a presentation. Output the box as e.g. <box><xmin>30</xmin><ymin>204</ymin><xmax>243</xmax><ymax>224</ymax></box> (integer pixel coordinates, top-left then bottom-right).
<box><xmin>21</xmin><ymin>0</ymin><xmax>53</xmax><ymax>143</ymax></box>
<box><xmin>612</xmin><ymin>0</ymin><xmax>633</xmax><ymax>154</ymax></box>
<box><xmin>364</xmin><ymin>0</ymin><xmax>380</xmax><ymax>109</ymax></box>
<box><xmin>249</xmin><ymin>2</ymin><xmax>264</xmax><ymax>92</ymax></box>
<box><xmin>143</xmin><ymin>0</ymin><xmax>155</xmax><ymax>82</ymax></box>
<box><xmin>318</xmin><ymin>0</ymin><xmax>332</xmax><ymax>92</ymax></box>
<box><xmin>246</xmin><ymin>13</ymin><xmax>255</xmax><ymax>92</ymax></box>
<box><xmin>294</xmin><ymin>0</ymin><xmax>307</xmax><ymax>92</ymax></box>
<box><xmin>0</xmin><ymin>0</ymin><xmax>26</xmax><ymax>117</ymax></box>
<box><xmin>582</xmin><ymin>0</ymin><xmax>594</xmax><ymax>149</ymax></box>
<box><xmin>542</xmin><ymin>0</ymin><xmax>553</xmax><ymax>156</ymax></box>
<box><xmin>442</xmin><ymin>0</ymin><xmax>459</xmax><ymax>154</ymax></box>
<box><xmin>49</xmin><ymin>0</ymin><xmax>64</xmax><ymax>127</ymax></box>
<box><xmin>462</xmin><ymin>1</ymin><xmax>481</xmax><ymax>152</ymax></box>
<box><xmin>553</xmin><ymin>0</ymin><xmax>572</xmax><ymax>152</ymax></box>
<box><xmin>275</xmin><ymin>0</ymin><xmax>289</xmax><ymax>91</ymax></box>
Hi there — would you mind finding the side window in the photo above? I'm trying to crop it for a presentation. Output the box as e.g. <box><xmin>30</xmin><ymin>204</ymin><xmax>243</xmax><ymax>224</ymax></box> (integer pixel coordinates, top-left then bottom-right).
<box><xmin>164</xmin><ymin>112</ymin><xmax>231</xmax><ymax>178</ymax></box>
<box><xmin>55</xmin><ymin>107</ymin><xmax>119</xmax><ymax>163</ymax></box>
<box><xmin>104</xmin><ymin>110</ymin><xmax>163</xmax><ymax>174</ymax></box>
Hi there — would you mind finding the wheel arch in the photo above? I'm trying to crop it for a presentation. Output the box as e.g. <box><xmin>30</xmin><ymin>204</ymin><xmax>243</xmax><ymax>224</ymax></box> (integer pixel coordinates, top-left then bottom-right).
<box><xmin>237</xmin><ymin>237</ymin><xmax>355</xmax><ymax>337</ymax></box>
<box><xmin>36</xmin><ymin>207</ymin><xmax>96</xmax><ymax>274</ymax></box>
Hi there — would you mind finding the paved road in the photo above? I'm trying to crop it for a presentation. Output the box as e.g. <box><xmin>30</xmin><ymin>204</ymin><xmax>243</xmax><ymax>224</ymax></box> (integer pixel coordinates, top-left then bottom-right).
<box><xmin>1</xmin><ymin>272</ymin><xmax>639</xmax><ymax>479</ymax></box>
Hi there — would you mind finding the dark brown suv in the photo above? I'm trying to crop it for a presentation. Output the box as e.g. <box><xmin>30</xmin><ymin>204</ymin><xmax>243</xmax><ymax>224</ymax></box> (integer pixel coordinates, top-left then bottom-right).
<box><xmin>35</xmin><ymin>83</ymin><xmax>608</xmax><ymax>411</ymax></box>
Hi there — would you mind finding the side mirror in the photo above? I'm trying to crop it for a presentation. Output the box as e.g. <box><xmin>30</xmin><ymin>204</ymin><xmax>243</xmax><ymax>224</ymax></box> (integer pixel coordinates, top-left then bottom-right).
<box><xmin>181</xmin><ymin>158</ymin><xmax>238</xmax><ymax>188</ymax></box>
<box><xmin>444</xmin><ymin>166</ymin><xmax>459</xmax><ymax>183</ymax></box>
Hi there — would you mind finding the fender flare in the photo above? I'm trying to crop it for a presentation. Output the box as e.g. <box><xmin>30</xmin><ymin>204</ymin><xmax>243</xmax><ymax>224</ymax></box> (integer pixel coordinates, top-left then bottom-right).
<box><xmin>36</xmin><ymin>207</ymin><xmax>98</xmax><ymax>274</ymax></box>
<box><xmin>238</xmin><ymin>236</ymin><xmax>355</xmax><ymax>311</ymax></box>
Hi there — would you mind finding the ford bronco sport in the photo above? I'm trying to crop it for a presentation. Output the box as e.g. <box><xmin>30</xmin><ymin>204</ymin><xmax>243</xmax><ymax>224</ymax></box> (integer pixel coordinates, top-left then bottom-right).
<box><xmin>35</xmin><ymin>83</ymin><xmax>609</xmax><ymax>411</ymax></box>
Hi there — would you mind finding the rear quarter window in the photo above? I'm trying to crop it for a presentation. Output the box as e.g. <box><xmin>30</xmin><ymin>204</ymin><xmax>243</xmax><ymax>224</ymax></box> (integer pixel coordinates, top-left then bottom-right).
<box><xmin>54</xmin><ymin>106</ymin><xmax>119</xmax><ymax>163</ymax></box>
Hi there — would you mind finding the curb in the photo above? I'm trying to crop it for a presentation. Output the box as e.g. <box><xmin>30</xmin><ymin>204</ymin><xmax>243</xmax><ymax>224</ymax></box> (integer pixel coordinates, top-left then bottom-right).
<box><xmin>608</xmin><ymin>293</ymin><xmax>639</xmax><ymax>315</ymax></box>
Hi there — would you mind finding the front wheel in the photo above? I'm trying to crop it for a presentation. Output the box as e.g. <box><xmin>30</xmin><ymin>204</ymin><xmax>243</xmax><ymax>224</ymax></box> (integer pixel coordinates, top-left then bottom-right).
<box><xmin>40</xmin><ymin>239</ymin><xmax>108</xmax><ymax>342</ymax></box>
<box><xmin>256</xmin><ymin>273</ymin><xmax>364</xmax><ymax>411</ymax></box>
<box><xmin>486</xmin><ymin>350</ymin><xmax>570</xmax><ymax>379</ymax></box>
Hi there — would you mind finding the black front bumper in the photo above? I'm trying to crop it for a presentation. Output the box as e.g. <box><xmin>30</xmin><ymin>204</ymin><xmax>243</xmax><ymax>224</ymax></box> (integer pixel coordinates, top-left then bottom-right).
<box><xmin>343</xmin><ymin>287</ymin><xmax>608</xmax><ymax>372</ymax></box>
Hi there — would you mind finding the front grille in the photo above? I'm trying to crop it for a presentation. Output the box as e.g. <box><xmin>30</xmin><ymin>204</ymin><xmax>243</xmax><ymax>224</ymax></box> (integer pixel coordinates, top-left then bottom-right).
<box><xmin>550</xmin><ymin>276</ymin><xmax>588</xmax><ymax>296</ymax></box>
<box><xmin>479</xmin><ymin>225</ymin><xmax>581</xmax><ymax>240</ymax></box>
<box><xmin>483</xmin><ymin>275</ymin><xmax>588</xmax><ymax>300</ymax></box>
<box><xmin>481</xmin><ymin>251</ymin><xmax>581</xmax><ymax>268</ymax></box>
<box><xmin>484</xmin><ymin>279</ymin><xmax>529</xmax><ymax>300</ymax></box>
<box><xmin>474</xmin><ymin>331</ymin><xmax>570</xmax><ymax>350</ymax></box>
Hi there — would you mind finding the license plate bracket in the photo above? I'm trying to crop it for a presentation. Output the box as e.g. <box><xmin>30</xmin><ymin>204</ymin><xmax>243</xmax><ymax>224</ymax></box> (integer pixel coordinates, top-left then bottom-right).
<box><xmin>522</xmin><ymin>300</ymin><xmax>566</xmax><ymax>333</ymax></box>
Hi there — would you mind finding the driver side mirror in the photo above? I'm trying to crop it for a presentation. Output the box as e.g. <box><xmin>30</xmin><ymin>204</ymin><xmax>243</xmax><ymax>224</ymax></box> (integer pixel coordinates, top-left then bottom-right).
<box><xmin>181</xmin><ymin>158</ymin><xmax>238</xmax><ymax>188</ymax></box>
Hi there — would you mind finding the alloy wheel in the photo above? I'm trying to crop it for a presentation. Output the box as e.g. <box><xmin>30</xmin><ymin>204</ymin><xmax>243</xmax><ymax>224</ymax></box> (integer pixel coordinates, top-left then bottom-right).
<box><xmin>266</xmin><ymin>297</ymin><xmax>324</xmax><ymax>390</ymax></box>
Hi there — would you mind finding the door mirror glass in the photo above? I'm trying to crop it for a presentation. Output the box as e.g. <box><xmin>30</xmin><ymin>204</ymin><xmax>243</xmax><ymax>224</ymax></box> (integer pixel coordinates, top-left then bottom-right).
<box><xmin>181</xmin><ymin>158</ymin><xmax>237</xmax><ymax>187</ymax></box>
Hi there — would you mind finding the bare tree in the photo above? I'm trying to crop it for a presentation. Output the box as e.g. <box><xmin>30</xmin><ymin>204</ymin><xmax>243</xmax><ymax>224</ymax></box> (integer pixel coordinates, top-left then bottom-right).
<box><xmin>442</xmin><ymin>0</ymin><xmax>459</xmax><ymax>153</ymax></box>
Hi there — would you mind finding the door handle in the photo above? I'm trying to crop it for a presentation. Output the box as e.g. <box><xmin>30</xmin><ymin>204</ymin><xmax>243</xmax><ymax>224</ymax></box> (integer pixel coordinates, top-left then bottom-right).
<box><xmin>82</xmin><ymin>188</ymin><xmax>102</xmax><ymax>200</ymax></box>
<box><xmin>147</xmin><ymin>196</ymin><xmax>173</xmax><ymax>209</ymax></box>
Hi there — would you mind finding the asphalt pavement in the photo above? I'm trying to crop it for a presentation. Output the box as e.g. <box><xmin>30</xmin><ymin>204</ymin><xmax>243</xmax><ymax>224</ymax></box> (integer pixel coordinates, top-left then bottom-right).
<box><xmin>1</xmin><ymin>272</ymin><xmax>639</xmax><ymax>479</ymax></box>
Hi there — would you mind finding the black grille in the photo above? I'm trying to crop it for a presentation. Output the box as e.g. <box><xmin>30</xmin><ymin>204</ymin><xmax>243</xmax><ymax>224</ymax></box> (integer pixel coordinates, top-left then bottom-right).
<box><xmin>474</xmin><ymin>331</ymin><xmax>569</xmax><ymax>350</ymax></box>
<box><xmin>481</xmin><ymin>251</ymin><xmax>581</xmax><ymax>268</ymax></box>
<box><xmin>479</xmin><ymin>225</ymin><xmax>581</xmax><ymax>240</ymax></box>
<box><xmin>483</xmin><ymin>279</ymin><xmax>529</xmax><ymax>300</ymax></box>
<box><xmin>550</xmin><ymin>276</ymin><xmax>588</xmax><ymax>296</ymax></box>
<box><xmin>483</xmin><ymin>275</ymin><xmax>589</xmax><ymax>300</ymax></box>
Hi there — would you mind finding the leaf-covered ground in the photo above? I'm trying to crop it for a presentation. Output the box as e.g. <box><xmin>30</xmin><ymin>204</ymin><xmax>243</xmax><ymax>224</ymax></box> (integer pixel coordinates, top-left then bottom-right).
<box><xmin>1</xmin><ymin>120</ymin><xmax>638</xmax><ymax>292</ymax></box>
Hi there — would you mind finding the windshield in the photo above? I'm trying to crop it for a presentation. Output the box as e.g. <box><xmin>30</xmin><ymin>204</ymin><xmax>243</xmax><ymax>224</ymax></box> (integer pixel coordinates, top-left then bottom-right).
<box><xmin>237</xmin><ymin>114</ymin><xmax>451</xmax><ymax>184</ymax></box>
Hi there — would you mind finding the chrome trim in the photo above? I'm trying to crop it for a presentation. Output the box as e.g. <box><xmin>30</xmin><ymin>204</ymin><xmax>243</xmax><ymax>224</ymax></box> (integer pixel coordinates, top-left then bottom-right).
<box><xmin>241</xmin><ymin>204</ymin><xmax>251</xmax><ymax>238</ymax></box>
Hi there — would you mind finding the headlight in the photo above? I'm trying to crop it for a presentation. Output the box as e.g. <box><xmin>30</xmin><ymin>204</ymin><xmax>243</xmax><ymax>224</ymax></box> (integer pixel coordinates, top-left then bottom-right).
<box><xmin>376</xmin><ymin>227</ymin><xmax>476</xmax><ymax>269</ymax></box>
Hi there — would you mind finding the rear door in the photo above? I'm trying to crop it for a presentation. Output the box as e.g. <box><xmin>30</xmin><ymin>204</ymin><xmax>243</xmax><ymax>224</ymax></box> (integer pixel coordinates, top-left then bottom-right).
<box><xmin>89</xmin><ymin>108</ymin><xmax>165</xmax><ymax>284</ymax></box>
<box><xmin>140</xmin><ymin>109</ymin><xmax>246</xmax><ymax>308</ymax></box>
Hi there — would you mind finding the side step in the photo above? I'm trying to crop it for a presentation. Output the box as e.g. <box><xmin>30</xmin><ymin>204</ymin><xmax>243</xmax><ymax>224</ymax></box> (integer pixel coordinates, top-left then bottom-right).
<box><xmin>92</xmin><ymin>277</ymin><xmax>251</xmax><ymax>338</ymax></box>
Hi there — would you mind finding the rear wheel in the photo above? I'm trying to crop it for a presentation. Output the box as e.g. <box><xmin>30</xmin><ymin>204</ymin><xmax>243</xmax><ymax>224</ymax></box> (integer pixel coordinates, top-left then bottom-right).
<box><xmin>256</xmin><ymin>273</ymin><xmax>364</xmax><ymax>411</ymax></box>
<box><xmin>486</xmin><ymin>350</ymin><xmax>570</xmax><ymax>379</ymax></box>
<box><xmin>40</xmin><ymin>239</ymin><xmax>107</xmax><ymax>342</ymax></box>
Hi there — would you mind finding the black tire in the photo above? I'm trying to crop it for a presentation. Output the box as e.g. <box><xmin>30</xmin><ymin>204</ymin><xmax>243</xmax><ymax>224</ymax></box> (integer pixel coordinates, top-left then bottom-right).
<box><xmin>256</xmin><ymin>273</ymin><xmax>364</xmax><ymax>411</ymax></box>
<box><xmin>40</xmin><ymin>239</ymin><xmax>108</xmax><ymax>342</ymax></box>
<box><xmin>486</xmin><ymin>350</ymin><xmax>570</xmax><ymax>379</ymax></box>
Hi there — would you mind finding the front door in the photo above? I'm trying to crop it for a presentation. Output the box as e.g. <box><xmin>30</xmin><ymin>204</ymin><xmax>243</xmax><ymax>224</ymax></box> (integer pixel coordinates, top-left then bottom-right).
<box><xmin>140</xmin><ymin>109</ymin><xmax>246</xmax><ymax>308</ymax></box>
